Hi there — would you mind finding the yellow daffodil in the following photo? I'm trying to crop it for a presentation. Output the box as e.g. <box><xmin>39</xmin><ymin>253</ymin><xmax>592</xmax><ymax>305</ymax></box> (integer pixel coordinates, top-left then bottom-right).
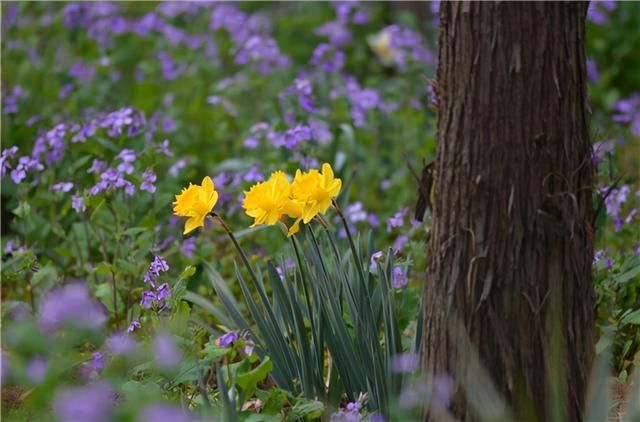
<box><xmin>289</xmin><ymin>163</ymin><xmax>342</xmax><ymax>232</ymax></box>
<box><xmin>173</xmin><ymin>176</ymin><xmax>218</xmax><ymax>234</ymax></box>
<box><xmin>243</xmin><ymin>171</ymin><xmax>302</xmax><ymax>228</ymax></box>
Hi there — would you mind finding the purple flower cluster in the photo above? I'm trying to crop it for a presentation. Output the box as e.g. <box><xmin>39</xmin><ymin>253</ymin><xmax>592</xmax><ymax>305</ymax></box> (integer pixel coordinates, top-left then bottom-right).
<box><xmin>90</xmin><ymin>167</ymin><xmax>136</xmax><ymax>196</ymax></box>
<box><xmin>588</xmin><ymin>1</ymin><xmax>616</xmax><ymax>25</ymax></box>
<box><xmin>316</xmin><ymin>1</ymin><xmax>368</xmax><ymax>48</ymax></box>
<box><xmin>611</xmin><ymin>94</ymin><xmax>640</xmax><ymax>136</ymax></box>
<box><xmin>3</xmin><ymin>85</ymin><xmax>26</xmax><ymax>114</ymax></box>
<box><xmin>310</xmin><ymin>43</ymin><xmax>345</xmax><ymax>72</ymax></box>
<box><xmin>8</xmin><ymin>155</ymin><xmax>44</xmax><ymax>184</ymax></box>
<box><xmin>337</xmin><ymin>201</ymin><xmax>379</xmax><ymax>238</ymax></box>
<box><xmin>272</xmin><ymin>124</ymin><xmax>313</xmax><ymax>149</ymax></box>
<box><xmin>141</xmin><ymin>256</ymin><xmax>172</xmax><ymax>310</ymax></box>
<box><xmin>143</xmin><ymin>256</ymin><xmax>169</xmax><ymax>286</ymax></box>
<box><xmin>62</xmin><ymin>2</ymin><xmax>207</xmax><ymax>50</ymax></box>
<box><xmin>210</xmin><ymin>4</ymin><xmax>288</xmax><ymax>74</ymax></box>
<box><xmin>52</xmin><ymin>381</ymin><xmax>115</xmax><ymax>422</ymax></box>
<box><xmin>336</xmin><ymin>76</ymin><xmax>392</xmax><ymax>127</ymax></box>
<box><xmin>599</xmin><ymin>184</ymin><xmax>636</xmax><ymax>231</ymax></box>
<box><xmin>390</xmin><ymin>352</ymin><xmax>419</xmax><ymax>373</ymax></box>
<box><xmin>141</xmin><ymin>169</ymin><xmax>157</xmax><ymax>193</ymax></box>
<box><xmin>51</xmin><ymin>182</ymin><xmax>74</xmax><ymax>193</ymax></box>
<box><xmin>385</xmin><ymin>24</ymin><xmax>434</xmax><ymax>70</ymax></box>
<box><xmin>387</xmin><ymin>207</ymin><xmax>409</xmax><ymax>232</ymax></box>
<box><xmin>153</xmin><ymin>333</ymin><xmax>182</xmax><ymax>369</ymax></box>
<box><xmin>392</xmin><ymin>267</ymin><xmax>409</xmax><ymax>289</ymax></box>
<box><xmin>105</xmin><ymin>331</ymin><xmax>138</xmax><ymax>356</ymax></box>
<box><xmin>69</xmin><ymin>59</ymin><xmax>96</xmax><ymax>83</ymax></box>
<box><xmin>283</xmin><ymin>77</ymin><xmax>316</xmax><ymax>113</ymax></box>
<box><xmin>38</xmin><ymin>283</ymin><xmax>107</xmax><ymax>332</ymax></box>
<box><xmin>330</xmin><ymin>401</ymin><xmax>363</xmax><ymax>422</ymax></box>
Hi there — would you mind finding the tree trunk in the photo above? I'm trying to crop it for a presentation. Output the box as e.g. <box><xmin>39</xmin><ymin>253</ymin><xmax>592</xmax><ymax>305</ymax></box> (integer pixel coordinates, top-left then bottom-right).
<box><xmin>421</xmin><ymin>2</ymin><xmax>595</xmax><ymax>421</ymax></box>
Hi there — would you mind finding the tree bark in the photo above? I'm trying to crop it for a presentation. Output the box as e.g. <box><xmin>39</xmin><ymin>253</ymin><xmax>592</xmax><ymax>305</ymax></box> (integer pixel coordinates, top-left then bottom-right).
<box><xmin>421</xmin><ymin>2</ymin><xmax>595</xmax><ymax>421</ymax></box>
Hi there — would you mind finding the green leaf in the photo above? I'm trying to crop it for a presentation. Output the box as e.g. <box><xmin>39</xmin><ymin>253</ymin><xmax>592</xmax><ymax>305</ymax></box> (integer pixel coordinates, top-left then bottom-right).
<box><xmin>289</xmin><ymin>397</ymin><xmax>325</xmax><ymax>420</ymax></box>
<box><xmin>621</xmin><ymin>309</ymin><xmax>640</xmax><ymax>325</ymax></box>
<box><xmin>203</xmin><ymin>342</ymin><xmax>233</xmax><ymax>360</ymax></box>
<box><xmin>179</xmin><ymin>265</ymin><xmax>197</xmax><ymax>280</ymax></box>
<box><xmin>236</xmin><ymin>357</ymin><xmax>273</xmax><ymax>392</ymax></box>
<box><xmin>95</xmin><ymin>262</ymin><xmax>114</xmax><ymax>275</ymax></box>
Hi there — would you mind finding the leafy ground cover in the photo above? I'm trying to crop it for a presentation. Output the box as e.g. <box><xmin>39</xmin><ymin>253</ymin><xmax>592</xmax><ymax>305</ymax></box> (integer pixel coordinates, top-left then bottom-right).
<box><xmin>1</xmin><ymin>2</ymin><xmax>639</xmax><ymax>420</ymax></box>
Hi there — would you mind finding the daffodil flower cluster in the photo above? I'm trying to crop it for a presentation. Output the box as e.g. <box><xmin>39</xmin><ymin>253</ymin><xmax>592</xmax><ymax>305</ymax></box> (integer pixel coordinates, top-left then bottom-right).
<box><xmin>172</xmin><ymin>164</ymin><xmax>341</xmax><ymax>236</ymax></box>
<box><xmin>243</xmin><ymin>163</ymin><xmax>342</xmax><ymax>235</ymax></box>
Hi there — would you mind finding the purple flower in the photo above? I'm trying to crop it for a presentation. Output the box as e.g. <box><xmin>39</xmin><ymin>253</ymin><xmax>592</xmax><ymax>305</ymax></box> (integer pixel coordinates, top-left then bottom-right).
<box><xmin>140</xmin><ymin>291</ymin><xmax>157</xmax><ymax>309</ymax></box>
<box><xmin>3</xmin><ymin>86</ymin><xmax>26</xmax><ymax>114</ymax></box>
<box><xmin>316</xmin><ymin>20</ymin><xmax>351</xmax><ymax>47</ymax></box>
<box><xmin>39</xmin><ymin>283</ymin><xmax>107</xmax><ymax>332</ymax></box>
<box><xmin>283</xmin><ymin>77</ymin><xmax>315</xmax><ymax>112</ymax></box>
<box><xmin>90</xmin><ymin>352</ymin><xmax>105</xmax><ymax>372</ymax></box>
<box><xmin>153</xmin><ymin>334</ymin><xmax>182</xmax><ymax>370</ymax></box>
<box><xmin>308</xmin><ymin>118</ymin><xmax>332</xmax><ymax>144</ymax></box>
<box><xmin>10</xmin><ymin>156</ymin><xmax>44</xmax><ymax>184</ymax></box>
<box><xmin>387</xmin><ymin>207</ymin><xmax>408</xmax><ymax>232</ymax></box>
<box><xmin>106</xmin><ymin>332</ymin><xmax>137</xmax><ymax>355</ymax></box>
<box><xmin>140</xmin><ymin>169</ymin><xmax>157</xmax><ymax>193</ymax></box>
<box><xmin>390</xmin><ymin>352</ymin><xmax>419</xmax><ymax>373</ymax></box>
<box><xmin>59</xmin><ymin>83</ymin><xmax>75</xmax><ymax>99</ymax></box>
<box><xmin>392</xmin><ymin>267</ymin><xmax>409</xmax><ymax>289</ymax></box>
<box><xmin>169</xmin><ymin>159</ymin><xmax>187</xmax><ymax>177</ymax></box>
<box><xmin>127</xmin><ymin>320</ymin><xmax>141</xmax><ymax>333</ymax></box>
<box><xmin>600</xmin><ymin>184</ymin><xmax>630</xmax><ymax>218</ymax></box>
<box><xmin>71</xmin><ymin>195</ymin><xmax>86</xmax><ymax>213</ymax></box>
<box><xmin>370</xmin><ymin>251</ymin><xmax>384</xmax><ymax>272</ymax></box>
<box><xmin>243</xmin><ymin>137</ymin><xmax>259</xmax><ymax>149</ymax></box>
<box><xmin>587</xmin><ymin>58</ymin><xmax>600</xmax><ymax>83</ymax></box>
<box><xmin>345</xmin><ymin>202</ymin><xmax>368</xmax><ymax>223</ymax></box>
<box><xmin>156</xmin><ymin>283</ymin><xmax>172</xmax><ymax>301</ymax></box>
<box><xmin>588</xmin><ymin>1</ymin><xmax>616</xmax><ymax>24</ymax></box>
<box><xmin>141</xmin><ymin>404</ymin><xmax>198</xmax><ymax>422</ymax></box>
<box><xmin>216</xmin><ymin>332</ymin><xmax>238</xmax><ymax>347</ymax></box>
<box><xmin>1</xmin><ymin>146</ymin><xmax>19</xmax><ymax>175</ymax></box>
<box><xmin>90</xmin><ymin>167</ymin><xmax>135</xmax><ymax>196</ymax></box>
<box><xmin>51</xmin><ymin>182</ymin><xmax>74</xmax><ymax>192</ymax></box>
<box><xmin>244</xmin><ymin>340</ymin><xmax>255</xmax><ymax>356</ymax></box>
<box><xmin>346</xmin><ymin>402</ymin><xmax>361</xmax><ymax>412</ymax></box>
<box><xmin>432</xmin><ymin>375</ymin><xmax>455</xmax><ymax>408</ymax></box>
<box><xmin>144</xmin><ymin>256</ymin><xmax>169</xmax><ymax>287</ymax></box>
<box><xmin>69</xmin><ymin>59</ymin><xmax>96</xmax><ymax>82</ymax></box>
<box><xmin>157</xmin><ymin>51</ymin><xmax>184</xmax><ymax>80</ymax></box>
<box><xmin>234</xmin><ymin>35</ymin><xmax>289</xmax><ymax>74</ymax></box>
<box><xmin>392</xmin><ymin>235</ymin><xmax>409</xmax><ymax>253</ymax></box>
<box><xmin>310</xmin><ymin>43</ymin><xmax>345</xmax><ymax>72</ymax></box>
<box><xmin>611</xmin><ymin>94</ymin><xmax>640</xmax><ymax>136</ymax></box>
<box><xmin>243</xmin><ymin>165</ymin><xmax>264</xmax><ymax>183</ymax></box>
<box><xmin>207</xmin><ymin>95</ymin><xmax>238</xmax><ymax>116</ymax></box>
<box><xmin>27</xmin><ymin>356</ymin><xmax>48</xmax><ymax>383</ymax></box>
<box><xmin>27</xmin><ymin>115</ymin><xmax>41</xmax><ymax>126</ymax></box>
<box><xmin>181</xmin><ymin>237</ymin><xmax>196</xmax><ymax>258</ymax></box>
<box><xmin>52</xmin><ymin>382</ymin><xmax>114</xmax><ymax>422</ymax></box>
<box><xmin>595</xmin><ymin>249</ymin><xmax>606</xmax><ymax>263</ymax></box>
<box><xmin>116</xmin><ymin>148</ymin><xmax>136</xmax><ymax>174</ymax></box>
<box><xmin>87</xmin><ymin>159</ymin><xmax>107</xmax><ymax>174</ymax></box>
<box><xmin>273</xmin><ymin>124</ymin><xmax>312</xmax><ymax>149</ymax></box>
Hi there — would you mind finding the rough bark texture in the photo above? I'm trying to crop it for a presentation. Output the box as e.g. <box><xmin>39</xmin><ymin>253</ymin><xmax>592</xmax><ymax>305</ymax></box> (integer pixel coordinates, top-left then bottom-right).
<box><xmin>421</xmin><ymin>2</ymin><xmax>595</xmax><ymax>421</ymax></box>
